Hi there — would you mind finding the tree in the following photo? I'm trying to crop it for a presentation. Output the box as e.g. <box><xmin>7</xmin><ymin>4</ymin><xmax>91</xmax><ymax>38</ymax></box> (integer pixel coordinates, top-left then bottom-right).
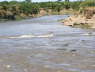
<box><xmin>25</xmin><ymin>0</ymin><xmax>31</xmax><ymax>2</ymax></box>
<box><xmin>57</xmin><ymin>0</ymin><xmax>62</xmax><ymax>1</ymax></box>
<box><xmin>64</xmin><ymin>0</ymin><xmax>70</xmax><ymax>9</ymax></box>
<box><xmin>65</xmin><ymin>0</ymin><xmax>69</xmax><ymax>2</ymax></box>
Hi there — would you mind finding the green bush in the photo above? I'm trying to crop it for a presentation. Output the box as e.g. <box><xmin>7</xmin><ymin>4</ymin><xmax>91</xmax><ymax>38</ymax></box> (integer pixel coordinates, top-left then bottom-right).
<box><xmin>80</xmin><ymin>0</ymin><xmax>95</xmax><ymax>7</ymax></box>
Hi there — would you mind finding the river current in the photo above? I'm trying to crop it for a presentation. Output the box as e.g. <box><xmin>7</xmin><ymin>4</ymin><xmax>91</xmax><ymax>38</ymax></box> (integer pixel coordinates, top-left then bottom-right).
<box><xmin>0</xmin><ymin>15</ymin><xmax>95</xmax><ymax>72</ymax></box>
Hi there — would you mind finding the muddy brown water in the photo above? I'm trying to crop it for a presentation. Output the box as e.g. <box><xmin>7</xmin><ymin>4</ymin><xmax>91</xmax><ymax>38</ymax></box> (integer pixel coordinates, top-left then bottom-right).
<box><xmin>0</xmin><ymin>15</ymin><xmax>95</xmax><ymax>72</ymax></box>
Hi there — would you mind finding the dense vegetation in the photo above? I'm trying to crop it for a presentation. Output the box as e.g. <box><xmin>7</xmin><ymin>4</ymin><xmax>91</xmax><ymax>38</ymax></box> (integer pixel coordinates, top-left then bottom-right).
<box><xmin>81</xmin><ymin>0</ymin><xmax>95</xmax><ymax>7</ymax></box>
<box><xmin>0</xmin><ymin>0</ymin><xmax>94</xmax><ymax>20</ymax></box>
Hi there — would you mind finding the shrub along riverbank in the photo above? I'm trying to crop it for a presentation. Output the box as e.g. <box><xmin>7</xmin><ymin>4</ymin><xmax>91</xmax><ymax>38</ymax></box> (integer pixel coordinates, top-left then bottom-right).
<box><xmin>0</xmin><ymin>1</ymin><xmax>83</xmax><ymax>21</ymax></box>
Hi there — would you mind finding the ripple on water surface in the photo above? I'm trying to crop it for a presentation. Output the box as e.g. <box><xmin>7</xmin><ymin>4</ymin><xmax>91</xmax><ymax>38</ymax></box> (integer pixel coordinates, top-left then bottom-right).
<box><xmin>0</xmin><ymin>15</ymin><xmax>95</xmax><ymax>72</ymax></box>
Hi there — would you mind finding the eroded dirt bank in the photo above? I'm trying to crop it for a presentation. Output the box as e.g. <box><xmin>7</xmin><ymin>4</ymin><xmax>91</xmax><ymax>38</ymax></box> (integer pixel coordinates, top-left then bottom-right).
<box><xmin>62</xmin><ymin>7</ymin><xmax>95</xmax><ymax>28</ymax></box>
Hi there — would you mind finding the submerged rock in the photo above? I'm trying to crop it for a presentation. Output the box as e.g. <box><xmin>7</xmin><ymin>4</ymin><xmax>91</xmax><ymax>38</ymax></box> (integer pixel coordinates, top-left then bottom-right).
<box><xmin>70</xmin><ymin>49</ymin><xmax>77</xmax><ymax>52</ymax></box>
<box><xmin>56</xmin><ymin>48</ymin><xmax>67</xmax><ymax>51</ymax></box>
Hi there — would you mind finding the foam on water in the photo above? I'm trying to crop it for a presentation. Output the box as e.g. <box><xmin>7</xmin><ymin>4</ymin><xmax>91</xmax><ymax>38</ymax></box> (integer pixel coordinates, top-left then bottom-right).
<box><xmin>81</xmin><ymin>32</ymin><xmax>95</xmax><ymax>36</ymax></box>
<box><xmin>8</xmin><ymin>33</ymin><xmax>54</xmax><ymax>39</ymax></box>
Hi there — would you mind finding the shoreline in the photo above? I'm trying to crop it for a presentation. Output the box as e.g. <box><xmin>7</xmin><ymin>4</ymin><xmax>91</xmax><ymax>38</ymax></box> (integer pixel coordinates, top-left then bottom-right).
<box><xmin>0</xmin><ymin>9</ymin><xmax>78</xmax><ymax>22</ymax></box>
<box><xmin>61</xmin><ymin>8</ymin><xmax>95</xmax><ymax>29</ymax></box>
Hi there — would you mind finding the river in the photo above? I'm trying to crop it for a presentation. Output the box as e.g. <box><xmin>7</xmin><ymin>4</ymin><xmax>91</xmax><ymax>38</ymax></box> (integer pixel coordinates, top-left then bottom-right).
<box><xmin>0</xmin><ymin>15</ymin><xmax>95</xmax><ymax>72</ymax></box>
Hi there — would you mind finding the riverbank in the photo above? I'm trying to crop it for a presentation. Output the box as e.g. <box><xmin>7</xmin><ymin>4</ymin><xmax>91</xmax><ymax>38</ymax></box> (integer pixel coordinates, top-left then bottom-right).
<box><xmin>62</xmin><ymin>7</ymin><xmax>95</xmax><ymax>28</ymax></box>
<box><xmin>0</xmin><ymin>1</ymin><xmax>82</xmax><ymax>21</ymax></box>
<box><xmin>0</xmin><ymin>9</ymin><xmax>77</xmax><ymax>22</ymax></box>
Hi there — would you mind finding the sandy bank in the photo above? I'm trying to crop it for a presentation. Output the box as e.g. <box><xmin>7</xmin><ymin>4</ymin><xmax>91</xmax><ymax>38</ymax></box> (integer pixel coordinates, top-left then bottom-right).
<box><xmin>62</xmin><ymin>7</ymin><xmax>95</xmax><ymax>28</ymax></box>
<box><xmin>62</xmin><ymin>14</ymin><xmax>95</xmax><ymax>28</ymax></box>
